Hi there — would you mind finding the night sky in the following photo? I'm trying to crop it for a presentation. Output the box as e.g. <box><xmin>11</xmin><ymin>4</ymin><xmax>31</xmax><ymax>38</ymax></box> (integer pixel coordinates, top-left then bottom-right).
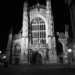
<box><xmin>0</xmin><ymin>0</ymin><xmax>72</xmax><ymax>53</ymax></box>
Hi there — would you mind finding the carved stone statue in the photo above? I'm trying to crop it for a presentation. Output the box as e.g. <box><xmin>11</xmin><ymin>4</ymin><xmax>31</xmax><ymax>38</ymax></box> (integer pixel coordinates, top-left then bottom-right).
<box><xmin>65</xmin><ymin>24</ymin><xmax>69</xmax><ymax>31</ymax></box>
<box><xmin>65</xmin><ymin>24</ymin><xmax>69</xmax><ymax>39</ymax></box>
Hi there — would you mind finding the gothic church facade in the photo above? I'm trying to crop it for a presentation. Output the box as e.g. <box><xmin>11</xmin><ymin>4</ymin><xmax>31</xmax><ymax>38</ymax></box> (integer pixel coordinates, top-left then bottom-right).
<box><xmin>10</xmin><ymin>0</ymin><xmax>57</xmax><ymax>64</ymax></box>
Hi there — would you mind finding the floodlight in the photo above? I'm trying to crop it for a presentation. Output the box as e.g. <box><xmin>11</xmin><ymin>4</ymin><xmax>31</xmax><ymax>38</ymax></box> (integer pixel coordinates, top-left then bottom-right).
<box><xmin>0</xmin><ymin>51</ymin><xmax>2</xmax><ymax>53</ymax></box>
<box><xmin>68</xmin><ymin>49</ymin><xmax>72</xmax><ymax>52</ymax></box>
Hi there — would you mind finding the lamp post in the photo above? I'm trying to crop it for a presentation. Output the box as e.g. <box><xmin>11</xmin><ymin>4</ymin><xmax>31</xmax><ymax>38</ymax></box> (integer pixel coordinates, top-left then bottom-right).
<box><xmin>67</xmin><ymin>48</ymin><xmax>73</xmax><ymax>65</ymax></box>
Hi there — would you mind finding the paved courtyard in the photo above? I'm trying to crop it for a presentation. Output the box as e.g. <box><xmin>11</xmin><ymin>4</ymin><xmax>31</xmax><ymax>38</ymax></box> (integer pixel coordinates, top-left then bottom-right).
<box><xmin>0</xmin><ymin>64</ymin><xmax>75</xmax><ymax>75</ymax></box>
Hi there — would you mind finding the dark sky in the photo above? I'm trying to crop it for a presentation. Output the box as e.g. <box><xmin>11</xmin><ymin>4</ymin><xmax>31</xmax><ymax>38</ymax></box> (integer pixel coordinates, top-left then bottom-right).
<box><xmin>0</xmin><ymin>0</ymin><xmax>71</xmax><ymax>52</ymax></box>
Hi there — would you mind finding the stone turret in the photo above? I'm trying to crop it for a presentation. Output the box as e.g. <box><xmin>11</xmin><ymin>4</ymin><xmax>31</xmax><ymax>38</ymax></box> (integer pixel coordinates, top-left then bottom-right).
<box><xmin>46</xmin><ymin>0</ymin><xmax>51</xmax><ymax>10</ymax></box>
<box><xmin>46</xmin><ymin>0</ymin><xmax>55</xmax><ymax>48</ymax></box>
<box><xmin>22</xmin><ymin>1</ymin><xmax>28</xmax><ymax>37</ymax></box>
<box><xmin>23</xmin><ymin>1</ymin><xmax>28</xmax><ymax>13</ymax></box>
<box><xmin>65</xmin><ymin>24</ymin><xmax>69</xmax><ymax>39</ymax></box>
<box><xmin>22</xmin><ymin>1</ymin><xmax>28</xmax><ymax>49</ymax></box>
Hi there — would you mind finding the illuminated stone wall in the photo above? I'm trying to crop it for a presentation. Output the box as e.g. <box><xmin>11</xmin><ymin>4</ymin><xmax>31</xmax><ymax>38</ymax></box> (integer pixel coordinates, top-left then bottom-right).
<box><xmin>12</xmin><ymin>0</ymin><xmax>57</xmax><ymax>64</ymax></box>
<box><xmin>56</xmin><ymin>25</ymin><xmax>69</xmax><ymax>63</ymax></box>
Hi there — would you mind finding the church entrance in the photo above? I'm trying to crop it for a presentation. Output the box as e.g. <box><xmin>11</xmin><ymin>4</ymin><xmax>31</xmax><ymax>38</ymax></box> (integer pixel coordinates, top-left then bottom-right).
<box><xmin>57</xmin><ymin>41</ymin><xmax>63</xmax><ymax>63</ymax></box>
<box><xmin>14</xmin><ymin>58</ymin><xmax>19</xmax><ymax>65</ymax></box>
<box><xmin>32</xmin><ymin>51</ymin><xmax>42</xmax><ymax>65</ymax></box>
<box><xmin>57</xmin><ymin>41</ymin><xmax>63</xmax><ymax>55</ymax></box>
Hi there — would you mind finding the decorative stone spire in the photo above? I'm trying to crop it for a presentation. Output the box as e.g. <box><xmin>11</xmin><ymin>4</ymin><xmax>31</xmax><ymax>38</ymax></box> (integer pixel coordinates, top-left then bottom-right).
<box><xmin>37</xmin><ymin>2</ymin><xmax>40</xmax><ymax>6</ymax></box>
<box><xmin>65</xmin><ymin>24</ymin><xmax>69</xmax><ymax>39</ymax></box>
<box><xmin>65</xmin><ymin>24</ymin><xmax>69</xmax><ymax>31</ymax></box>
<box><xmin>46</xmin><ymin>0</ymin><xmax>51</xmax><ymax>10</ymax></box>
<box><xmin>23</xmin><ymin>1</ymin><xmax>28</xmax><ymax>12</ymax></box>
<box><xmin>22</xmin><ymin>1</ymin><xmax>28</xmax><ymax>37</ymax></box>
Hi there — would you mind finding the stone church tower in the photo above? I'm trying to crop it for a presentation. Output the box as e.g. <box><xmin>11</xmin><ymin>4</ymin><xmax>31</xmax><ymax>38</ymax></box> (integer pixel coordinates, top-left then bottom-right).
<box><xmin>8</xmin><ymin>0</ymin><xmax>57</xmax><ymax>64</ymax></box>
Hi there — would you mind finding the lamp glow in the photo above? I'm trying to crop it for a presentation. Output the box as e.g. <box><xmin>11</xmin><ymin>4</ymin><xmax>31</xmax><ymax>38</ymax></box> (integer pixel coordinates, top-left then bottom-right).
<box><xmin>2</xmin><ymin>56</ymin><xmax>6</xmax><ymax>59</ymax></box>
<box><xmin>68</xmin><ymin>49</ymin><xmax>72</xmax><ymax>52</ymax></box>
<box><xmin>0</xmin><ymin>51</ymin><xmax>2</xmax><ymax>53</ymax></box>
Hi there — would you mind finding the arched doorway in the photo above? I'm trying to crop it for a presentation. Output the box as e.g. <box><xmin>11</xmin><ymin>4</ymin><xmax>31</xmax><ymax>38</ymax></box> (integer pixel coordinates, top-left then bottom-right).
<box><xmin>56</xmin><ymin>41</ymin><xmax>63</xmax><ymax>63</ymax></box>
<box><xmin>14</xmin><ymin>58</ymin><xmax>19</xmax><ymax>65</ymax></box>
<box><xmin>57</xmin><ymin>41</ymin><xmax>63</xmax><ymax>55</ymax></box>
<box><xmin>32</xmin><ymin>51</ymin><xmax>42</xmax><ymax>64</ymax></box>
<box><xmin>36</xmin><ymin>52</ymin><xmax>42</xmax><ymax>64</ymax></box>
<box><xmin>14</xmin><ymin>43</ymin><xmax>21</xmax><ymax>64</ymax></box>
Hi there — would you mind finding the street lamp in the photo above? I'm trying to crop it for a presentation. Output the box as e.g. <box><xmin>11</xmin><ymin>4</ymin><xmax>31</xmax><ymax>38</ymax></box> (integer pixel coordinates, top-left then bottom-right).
<box><xmin>0</xmin><ymin>51</ymin><xmax>2</xmax><ymax>58</ymax></box>
<box><xmin>0</xmin><ymin>51</ymin><xmax>2</xmax><ymax>54</ymax></box>
<box><xmin>68</xmin><ymin>49</ymin><xmax>72</xmax><ymax>53</ymax></box>
<box><xmin>3</xmin><ymin>56</ymin><xmax>6</xmax><ymax>59</ymax></box>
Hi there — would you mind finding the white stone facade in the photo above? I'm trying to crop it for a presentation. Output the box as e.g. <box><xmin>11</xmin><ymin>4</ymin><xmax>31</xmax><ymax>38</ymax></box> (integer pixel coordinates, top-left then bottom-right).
<box><xmin>11</xmin><ymin>0</ymin><xmax>57</xmax><ymax>64</ymax></box>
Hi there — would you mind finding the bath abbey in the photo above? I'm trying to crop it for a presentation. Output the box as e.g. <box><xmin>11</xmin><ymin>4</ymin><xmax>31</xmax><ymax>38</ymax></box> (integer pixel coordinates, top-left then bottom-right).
<box><xmin>6</xmin><ymin>0</ymin><xmax>69</xmax><ymax>64</ymax></box>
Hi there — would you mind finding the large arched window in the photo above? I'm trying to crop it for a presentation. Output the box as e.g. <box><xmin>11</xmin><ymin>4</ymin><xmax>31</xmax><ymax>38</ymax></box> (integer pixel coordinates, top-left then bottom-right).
<box><xmin>29</xmin><ymin>17</ymin><xmax>46</xmax><ymax>46</ymax></box>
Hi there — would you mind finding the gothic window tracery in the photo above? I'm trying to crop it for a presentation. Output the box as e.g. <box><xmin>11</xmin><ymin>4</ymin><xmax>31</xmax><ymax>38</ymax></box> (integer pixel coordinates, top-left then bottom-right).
<box><xmin>29</xmin><ymin>17</ymin><xmax>46</xmax><ymax>46</ymax></box>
